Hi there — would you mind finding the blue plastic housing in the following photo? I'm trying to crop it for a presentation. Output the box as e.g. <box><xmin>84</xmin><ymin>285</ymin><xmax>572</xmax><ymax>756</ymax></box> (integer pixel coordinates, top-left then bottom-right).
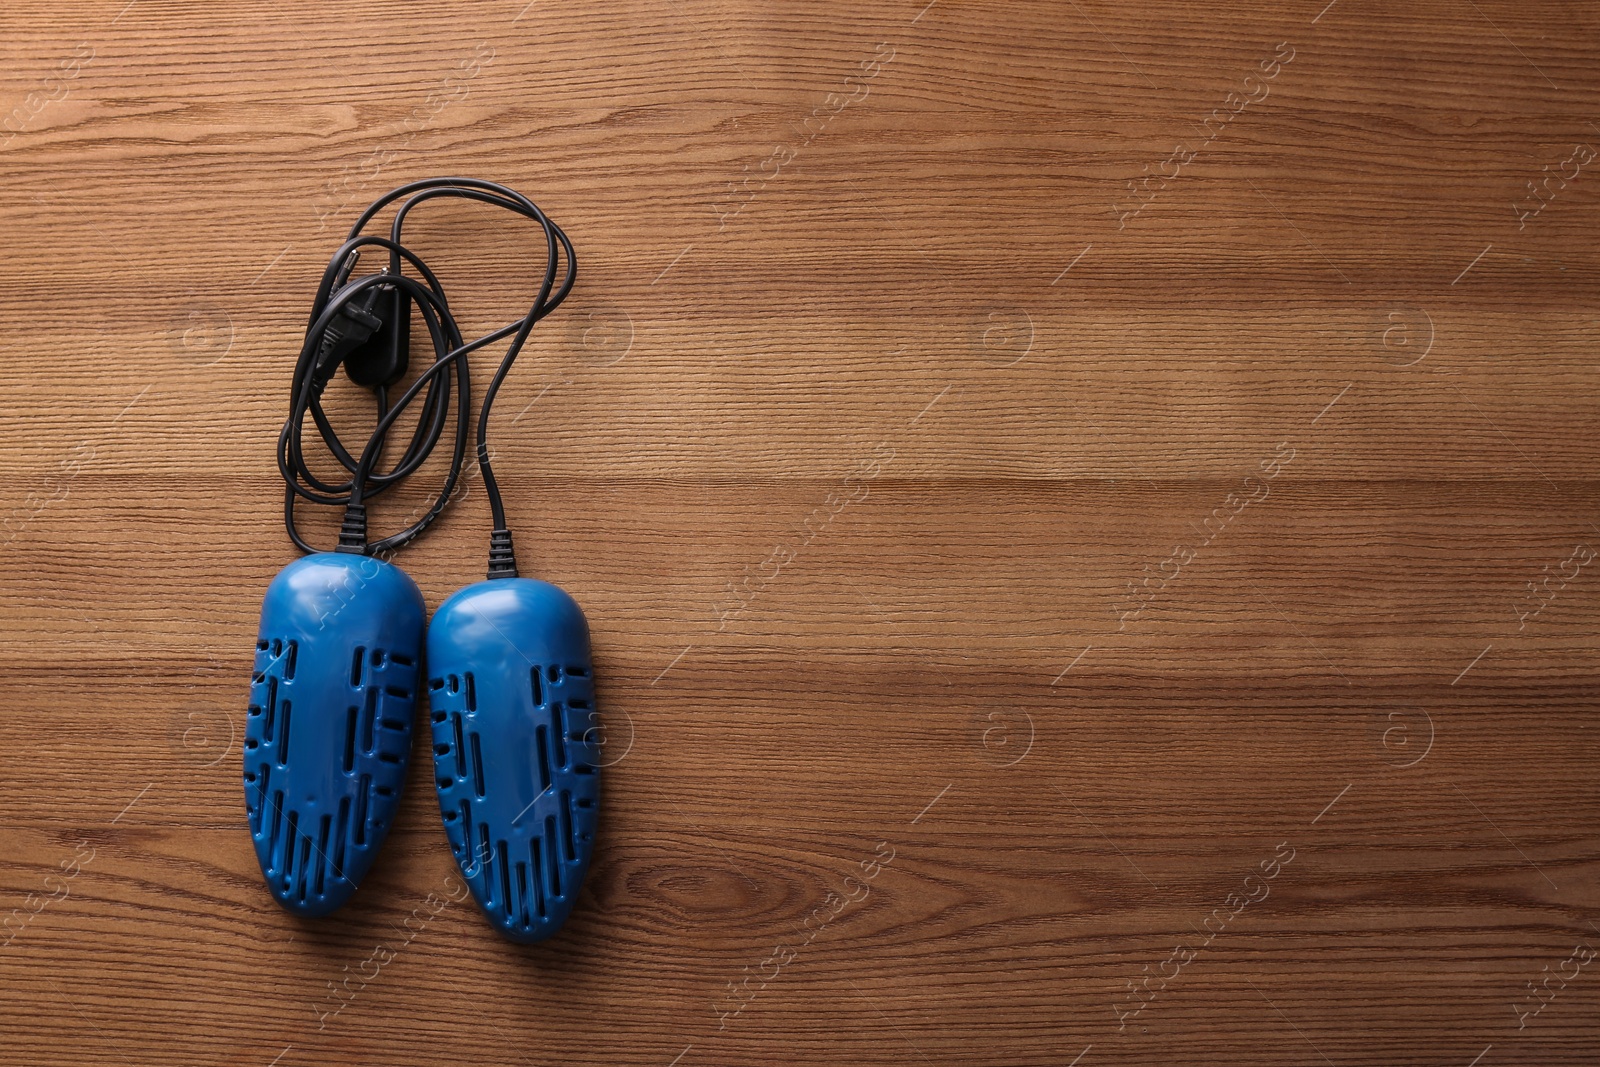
<box><xmin>244</xmin><ymin>552</ymin><xmax>426</xmax><ymax>917</ymax></box>
<box><xmin>427</xmin><ymin>578</ymin><xmax>600</xmax><ymax>943</ymax></box>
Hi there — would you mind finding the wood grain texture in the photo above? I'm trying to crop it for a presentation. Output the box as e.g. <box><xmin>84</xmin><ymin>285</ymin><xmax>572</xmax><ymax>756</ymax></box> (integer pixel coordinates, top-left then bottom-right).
<box><xmin>2</xmin><ymin>0</ymin><xmax>1599</xmax><ymax>1063</ymax></box>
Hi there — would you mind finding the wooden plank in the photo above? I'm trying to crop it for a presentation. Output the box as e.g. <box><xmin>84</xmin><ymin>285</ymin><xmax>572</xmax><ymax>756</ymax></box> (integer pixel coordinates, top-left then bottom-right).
<box><xmin>1</xmin><ymin>1</ymin><xmax>1598</xmax><ymax>1063</ymax></box>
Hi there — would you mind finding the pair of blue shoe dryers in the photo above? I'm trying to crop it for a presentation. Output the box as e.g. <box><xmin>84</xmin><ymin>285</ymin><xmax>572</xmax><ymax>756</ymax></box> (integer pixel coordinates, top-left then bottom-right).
<box><xmin>242</xmin><ymin>179</ymin><xmax>598</xmax><ymax>943</ymax></box>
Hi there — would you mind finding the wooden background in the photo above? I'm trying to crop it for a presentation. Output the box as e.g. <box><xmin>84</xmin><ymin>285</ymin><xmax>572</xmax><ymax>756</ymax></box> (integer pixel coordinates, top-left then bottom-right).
<box><xmin>1</xmin><ymin>0</ymin><xmax>1598</xmax><ymax>1063</ymax></box>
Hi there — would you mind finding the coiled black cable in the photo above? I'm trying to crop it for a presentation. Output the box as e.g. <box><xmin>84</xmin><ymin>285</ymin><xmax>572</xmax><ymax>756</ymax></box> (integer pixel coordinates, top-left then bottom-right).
<box><xmin>277</xmin><ymin>178</ymin><xmax>576</xmax><ymax>579</ymax></box>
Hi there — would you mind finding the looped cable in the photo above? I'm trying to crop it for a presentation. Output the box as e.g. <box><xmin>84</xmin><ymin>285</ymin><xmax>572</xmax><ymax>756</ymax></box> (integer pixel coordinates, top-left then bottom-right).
<box><xmin>277</xmin><ymin>177</ymin><xmax>577</xmax><ymax>577</ymax></box>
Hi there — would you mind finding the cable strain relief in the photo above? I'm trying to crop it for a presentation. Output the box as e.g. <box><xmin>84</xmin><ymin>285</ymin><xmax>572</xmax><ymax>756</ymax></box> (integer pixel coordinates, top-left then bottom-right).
<box><xmin>487</xmin><ymin>528</ymin><xmax>519</xmax><ymax>579</ymax></box>
<box><xmin>335</xmin><ymin>503</ymin><xmax>368</xmax><ymax>554</ymax></box>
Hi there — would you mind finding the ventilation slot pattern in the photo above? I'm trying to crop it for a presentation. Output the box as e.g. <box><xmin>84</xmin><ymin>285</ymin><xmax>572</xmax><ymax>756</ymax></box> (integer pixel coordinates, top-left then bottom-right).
<box><xmin>429</xmin><ymin>652</ymin><xmax>598</xmax><ymax>939</ymax></box>
<box><xmin>247</xmin><ymin>628</ymin><xmax>418</xmax><ymax>914</ymax></box>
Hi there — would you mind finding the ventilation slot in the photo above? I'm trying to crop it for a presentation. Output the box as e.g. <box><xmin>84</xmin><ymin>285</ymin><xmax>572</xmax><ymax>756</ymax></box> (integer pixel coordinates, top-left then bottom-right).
<box><xmin>567</xmin><ymin>665</ymin><xmax>588</xmax><ymax>678</ymax></box>
<box><xmin>268</xmin><ymin>791</ymin><xmax>284</xmax><ymax>872</ymax></box>
<box><xmin>263</xmin><ymin>676</ymin><xmax>278</xmax><ymax>742</ymax></box>
<box><xmin>332</xmin><ymin>796</ymin><xmax>350</xmax><ymax>879</ymax></box>
<box><xmin>529</xmin><ymin>838</ymin><xmax>546</xmax><ymax>918</ymax></box>
<box><xmin>297</xmin><ymin>836</ymin><xmax>312</xmax><ymax>902</ymax></box>
<box><xmin>479</xmin><ymin>823</ymin><xmax>494</xmax><ymax>907</ymax></box>
<box><xmin>470</xmin><ymin>732</ymin><xmax>486</xmax><ymax>799</ymax></box>
<box><xmin>283</xmin><ymin>811</ymin><xmax>299</xmax><ymax>886</ymax></box>
<box><xmin>547</xmin><ymin>665</ymin><xmax>562</xmax><ymax>684</ymax></box>
<box><xmin>559</xmin><ymin>789</ymin><xmax>576</xmax><ymax>862</ymax></box>
<box><xmin>498</xmin><ymin>841</ymin><xmax>512</xmax><ymax>921</ymax></box>
<box><xmin>464</xmin><ymin>672</ymin><xmax>476</xmax><ymax>712</ymax></box>
<box><xmin>390</xmin><ymin>652</ymin><xmax>414</xmax><ymax>667</ymax></box>
<box><xmin>276</xmin><ymin>701</ymin><xmax>292</xmax><ymax>768</ymax></box>
<box><xmin>314</xmin><ymin>816</ymin><xmax>331</xmax><ymax>894</ymax></box>
<box><xmin>360</xmin><ymin>688</ymin><xmax>377</xmax><ymax>754</ymax></box>
<box><xmin>551</xmin><ymin>703</ymin><xmax>567</xmax><ymax>768</ymax></box>
<box><xmin>451</xmin><ymin>713</ymin><xmax>467</xmax><ymax>778</ymax></box>
<box><xmin>284</xmin><ymin>640</ymin><xmax>298</xmax><ymax>680</ymax></box>
<box><xmin>534</xmin><ymin>725</ymin><xmax>551</xmax><ymax>794</ymax></box>
<box><xmin>567</xmin><ymin>699</ymin><xmax>591</xmax><ymax>741</ymax></box>
<box><xmin>460</xmin><ymin>800</ymin><xmax>475</xmax><ymax>864</ymax></box>
<box><xmin>342</xmin><ymin>707</ymin><xmax>357</xmax><ymax>773</ymax></box>
<box><xmin>516</xmin><ymin>862</ymin><xmax>531</xmax><ymax>928</ymax></box>
<box><xmin>530</xmin><ymin>666</ymin><xmax>543</xmax><ymax>706</ymax></box>
<box><xmin>353</xmin><ymin>774</ymin><xmax>370</xmax><ymax>846</ymax></box>
<box><xmin>252</xmin><ymin>763</ymin><xmax>271</xmax><ymax>834</ymax></box>
<box><xmin>351</xmin><ymin>646</ymin><xmax>365</xmax><ymax>687</ymax></box>
<box><xmin>545</xmin><ymin>815</ymin><xmax>561</xmax><ymax>898</ymax></box>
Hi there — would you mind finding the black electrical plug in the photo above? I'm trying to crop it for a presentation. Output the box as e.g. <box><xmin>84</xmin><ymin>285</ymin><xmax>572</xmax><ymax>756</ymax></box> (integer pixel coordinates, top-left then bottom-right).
<box><xmin>313</xmin><ymin>283</ymin><xmax>385</xmax><ymax>382</ymax></box>
<box><xmin>343</xmin><ymin>284</ymin><xmax>410</xmax><ymax>389</ymax></box>
<box><xmin>312</xmin><ymin>278</ymin><xmax>411</xmax><ymax>390</ymax></box>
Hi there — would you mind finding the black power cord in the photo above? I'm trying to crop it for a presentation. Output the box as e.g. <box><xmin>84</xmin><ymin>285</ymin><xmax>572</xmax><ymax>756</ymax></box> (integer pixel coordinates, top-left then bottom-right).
<box><xmin>277</xmin><ymin>178</ymin><xmax>577</xmax><ymax>579</ymax></box>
